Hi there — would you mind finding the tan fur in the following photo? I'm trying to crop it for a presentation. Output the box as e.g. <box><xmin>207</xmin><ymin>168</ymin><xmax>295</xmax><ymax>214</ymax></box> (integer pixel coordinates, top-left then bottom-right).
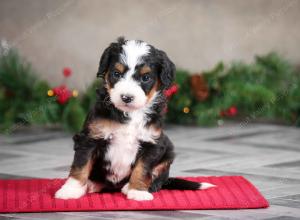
<box><xmin>140</xmin><ymin>65</ymin><xmax>151</xmax><ymax>75</ymax></box>
<box><xmin>115</xmin><ymin>62</ymin><xmax>125</xmax><ymax>73</ymax></box>
<box><xmin>148</xmin><ymin>124</ymin><xmax>162</xmax><ymax>140</ymax></box>
<box><xmin>104</xmin><ymin>72</ymin><xmax>112</xmax><ymax>92</ymax></box>
<box><xmin>147</xmin><ymin>81</ymin><xmax>159</xmax><ymax>102</ymax></box>
<box><xmin>129</xmin><ymin>160</ymin><xmax>151</xmax><ymax>191</ymax></box>
<box><xmin>88</xmin><ymin>119</ymin><xmax>120</xmax><ymax>139</ymax></box>
<box><xmin>89</xmin><ymin>118</ymin><xmax>161</xmax><ymax>143</ymax></box>
<box><xmin>69</xmin><ymin>159</ymin><xmax>93</xmax><ymax>185</ymax></box>
<box><xmin>152</xmin><ymin>160</ymin><xmax>171</xmax><ymax>178</ymax></box>
<box><xmin>104</xmin><ymin>62</ymin><xmax>125</xmax><ymax>92</ymax></box>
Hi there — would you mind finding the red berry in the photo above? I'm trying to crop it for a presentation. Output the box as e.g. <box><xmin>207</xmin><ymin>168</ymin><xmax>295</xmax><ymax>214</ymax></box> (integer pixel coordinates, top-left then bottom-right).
<box><xmin>172</xmin><ymin>84</ymin><xmax>179</xmax><ymax>93</ymax></box>
<box><xmin>164</xmin><ymin>89</ymin><xmax>171</xmax><ymax>97</ymax></box>
<box><xmin>63</xmin><ymin>67</ymin><xmax>72</xmax><ymax>77</ymax></box>
<box><xmin>228</xmin><ymin>106</ymin><xmax>238</xmax><ymax>116</ymax></box>
<box><xmin>53</xmin><ymin>85</ymin><xmax>72</xmax><ymax>104</ymax></box>
<box><xmin>52</xmin><ymin>86</ymin><xmax>61</xmax><ymax>95</ymax></box>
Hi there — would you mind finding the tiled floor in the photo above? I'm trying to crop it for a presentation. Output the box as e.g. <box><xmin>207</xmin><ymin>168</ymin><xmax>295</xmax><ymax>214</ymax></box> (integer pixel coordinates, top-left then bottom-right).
<box><xmin>0</xmin><ymin>123</ymin><xmax>300</xmax><ymax>219</ymax></box>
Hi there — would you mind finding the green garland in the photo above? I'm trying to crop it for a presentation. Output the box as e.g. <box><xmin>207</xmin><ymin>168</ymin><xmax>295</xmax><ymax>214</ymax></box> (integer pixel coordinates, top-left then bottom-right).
<box><xmin>0</xmin><ymin>49</ymin><xmax>49</xmax><ymax>132</ymax></box>
<box><xmin>0</xmin><ymin>49</ymin><xmax>85</xmax><ymax>133</ymax></box>
<box><xmin>1</xmin><ymin>48</ymin><xmax>299</xmax><ymax>135</ymax></box>
<box><xmin>166</xmin><ymin>53</ymin><xmax>300</xmax><ymax>126</ymax></box>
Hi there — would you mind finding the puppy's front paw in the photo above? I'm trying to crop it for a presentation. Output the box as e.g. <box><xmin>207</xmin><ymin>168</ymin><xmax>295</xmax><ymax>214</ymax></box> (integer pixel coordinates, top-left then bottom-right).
<box><xmin>55</xmin><ymin>177</ymin><xmax>87</xmax><ymax>199</ymax></box>
<box><xmin>127</xmin><ymin>189</ymin><xmax>153</xmax><ymax>201</ymax></box>
<box><xmin>55</xmin><ymin>187</ymin><xmax>86</xmax><ymax>199</ymax></box>
<box><xmin>121</xmin><ymin>183</ymin><xmax>129</xmax><ymax>195</ymax></box>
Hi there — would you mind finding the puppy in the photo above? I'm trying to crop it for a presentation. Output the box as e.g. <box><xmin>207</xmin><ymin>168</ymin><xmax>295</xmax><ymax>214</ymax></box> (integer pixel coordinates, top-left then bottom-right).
<box><xmin>55</xmin><ymin>37</ymin><xmax>215</xmax><ymax>201</ymax></box>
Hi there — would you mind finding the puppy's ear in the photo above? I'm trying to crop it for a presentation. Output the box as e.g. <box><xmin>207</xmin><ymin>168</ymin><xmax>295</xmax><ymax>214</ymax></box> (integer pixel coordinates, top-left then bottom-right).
<box><xmin>97</xmin><ymin>37</ymin><xmax>125</xmax><ymax>78</ymax></box>
<box><xmin>158</xmin><ymin>50</ymin><xmax>176</xmax><ymax>89</ymax></box>
<box><xmin>97</xmin><ymin>45</ymin><xmax>113</xmax><ymax>78</ymax></box>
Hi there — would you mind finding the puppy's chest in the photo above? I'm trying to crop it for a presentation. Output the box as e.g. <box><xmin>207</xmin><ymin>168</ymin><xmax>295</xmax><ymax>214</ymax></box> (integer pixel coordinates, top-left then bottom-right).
<box><xmin>100</xmin><ymin>115</ymin><xmax>155</xmax><ymax>183</ymax></box>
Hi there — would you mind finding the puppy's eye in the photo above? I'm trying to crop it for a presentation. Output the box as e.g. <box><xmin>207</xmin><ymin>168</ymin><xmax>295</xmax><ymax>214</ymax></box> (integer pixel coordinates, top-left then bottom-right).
<box><xmin>141</xmin><ymin>74</ymin><xmax>150</xmax><ymax>82</ymax></box>
<box><xmin>112</xmin><ymin>71</ymin><xmax>121</xmax><ymax>79</ymax></box>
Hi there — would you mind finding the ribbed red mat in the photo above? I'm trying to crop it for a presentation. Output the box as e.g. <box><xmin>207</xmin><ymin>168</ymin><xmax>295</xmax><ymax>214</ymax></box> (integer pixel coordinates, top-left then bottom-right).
<box><xmin>0</xmin><ymin>176</ymin><xmax>268</xmax><ymax>213</ymax></box>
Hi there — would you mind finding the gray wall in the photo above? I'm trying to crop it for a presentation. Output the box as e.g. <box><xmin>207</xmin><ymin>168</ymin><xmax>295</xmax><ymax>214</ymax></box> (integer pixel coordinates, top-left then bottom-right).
<box><xmin>1</xmin><ymin>0</ymin><xmax>299</xmax><ymax>90</ymax></box>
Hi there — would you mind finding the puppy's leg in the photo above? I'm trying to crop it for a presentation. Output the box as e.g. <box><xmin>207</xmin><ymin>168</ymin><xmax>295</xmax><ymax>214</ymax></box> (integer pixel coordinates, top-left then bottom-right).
<box><xmin>55</xmin><ymin>148</ymin><xmax>93</xmax><ymax>199</ymax></box>
<box><xmin>87</xmin><ymin>179</ymin><xmax>103</xmax><ymax>193</ymax></box>
<box><xmin>152</xmin><ymin>161</ymin><xmax>171</xmax><ymax>179</ymax></box>
<box><xmin>122</xmin><ymin>160</ymin><xmax>171</xmax><ymax>196</ymax></box>
<box><xmin>123</xmin><ymin>159</ymin><xmax>153</xmax><ymax>201</ymax></box>
<box><xmin>149</xmin><ymin>160</ymin><xmax>172</xmax><ymax>192</ymax></box>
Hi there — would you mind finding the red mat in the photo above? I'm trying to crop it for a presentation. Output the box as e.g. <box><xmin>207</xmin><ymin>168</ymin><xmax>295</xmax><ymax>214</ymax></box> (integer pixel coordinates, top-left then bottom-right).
<box><xmin>0</xmin><ymin>176</ymin><xmax>269</xmax><ymax>213</ymax></box>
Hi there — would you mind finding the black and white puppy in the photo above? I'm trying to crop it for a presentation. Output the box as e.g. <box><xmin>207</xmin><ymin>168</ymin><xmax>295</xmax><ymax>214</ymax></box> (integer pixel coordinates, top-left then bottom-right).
<box><xmin>55</xmin><ymin>37</ymin><xmax>215</xmax><ymax>201</ymax></box>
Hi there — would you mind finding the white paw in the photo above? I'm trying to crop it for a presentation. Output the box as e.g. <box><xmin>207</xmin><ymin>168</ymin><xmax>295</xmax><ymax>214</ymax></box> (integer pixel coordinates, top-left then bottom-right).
<box><xmin>127</xmin><ymin>189</ymin><xmax>153</xmax><ymax>201</ymax></box>
<box><xmin>55</xmin><ymin>177</ymin><xmax>87</xmax><ymax>199</ymax></box>
<box><xmin>199</xmin><ymin>182</ymin><xmax>216</xmax><ymax>190</ymax></box>
<box><xmin>121</xmin><ymin>183</ymin><xmax>129</xmax><ymax>195</ymax></box>
<box><xmin>87</xmin><ymin>180</ymin><xmax>103</xmax><ymax>193</ymax></box>
<box><xmin>55</xmin><ymin>185</ymin><xmax>86</xmax><ymax>199</ymax></box>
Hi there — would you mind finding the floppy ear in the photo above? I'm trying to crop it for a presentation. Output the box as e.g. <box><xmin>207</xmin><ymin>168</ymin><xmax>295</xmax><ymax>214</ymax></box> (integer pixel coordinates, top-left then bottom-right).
<box><xmin>97</xmin><ymin>37</ymin><xmax>126</xmax><ymax>78</ymax></box>
<box><xmin>158</xmin><ymin>50</ymin><xmax>176</xmax><ymax>89</ymax></box>
<box><xmin>97</xmin><ymin>45</ymin><xmax>113</xmax><ymax>78</ymax></box>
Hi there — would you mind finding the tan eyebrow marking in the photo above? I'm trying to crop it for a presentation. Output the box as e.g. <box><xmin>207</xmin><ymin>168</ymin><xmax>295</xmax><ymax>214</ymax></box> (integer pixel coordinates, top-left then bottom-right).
<box><xmin>140</xmin><ymin>65</ymin><xmax>152</xmax><ymax>75</ymax></box>
<box><xmin>115</xmin><ymin>62</ymin><xmax>125</xmax><ymax>73</ymax></box>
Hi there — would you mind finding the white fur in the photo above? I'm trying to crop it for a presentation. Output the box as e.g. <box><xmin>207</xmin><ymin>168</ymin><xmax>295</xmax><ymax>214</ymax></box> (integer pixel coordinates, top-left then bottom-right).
<box><xmin>121</xmin><ymin>40</ymin><xmax>150</xmax><ymax>73</ymax></box>
<box><xmin>199</xmin><ymin>182</ymin><xmax>216</xmax><ymax>190</ymax></box>
<box><xmin>110</xmin><ymin>78</ymin><xmax>147</xmax><ymax>111</ymax></box>
<box><xmin>104</xmin><ymin>118</ymin><xmax>140</xmax><ymax>183</ymax></box>
<box><xmin>105</xmin><ymin>95</ymin><xmax>159</xmax><ymax>184</ymax></box>
<box><xmin>55</xmin><ymin>177</ymin><xmax>87</xmax><ymax>199</ymax></box>
<box><xmin>127</xmin><ymin>189</ymin><xmax>153</xmax><ymax>201</ymax></box>
<box><xmin>110</xmin><ymin>40</ymin><xmax>150</xmax><ymax>112</ymax></box>
<box><xmin>105</xmin><ymin>109</ymin><xmax>153</xmax><ymax>183</ymax></box>
<box><xmin>103</xmin><ymin>40</ymin><xmax>158</xmax><ymax>185</ymax></box>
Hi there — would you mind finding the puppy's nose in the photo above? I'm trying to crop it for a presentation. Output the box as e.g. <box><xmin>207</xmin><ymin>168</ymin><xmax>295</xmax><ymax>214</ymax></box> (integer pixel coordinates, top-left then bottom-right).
<box><xmin>121</xmin><ymin>94</ymin><xmax>134</xmax><ymax>103</ymax></box>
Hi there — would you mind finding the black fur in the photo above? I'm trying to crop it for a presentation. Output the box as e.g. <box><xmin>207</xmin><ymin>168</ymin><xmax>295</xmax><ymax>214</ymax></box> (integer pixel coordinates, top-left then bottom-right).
<box><xmin>97</xmin><ymin>37</ymin><xmax>125</xmax><ymax>78</ymax></box>
<box><xmin>69</xmin><ymin>37</ymin><xmax>201</xmax><ymax>196</ymax></box>
<box><xmin>97</xmin><ymin>37</ymin><xmax>175</xmax><ymax>91</ymax></box>
<box><xmin>156</xmin><ymin>49</ymin><xmax>176</xmax><ymax>89</ymax></box>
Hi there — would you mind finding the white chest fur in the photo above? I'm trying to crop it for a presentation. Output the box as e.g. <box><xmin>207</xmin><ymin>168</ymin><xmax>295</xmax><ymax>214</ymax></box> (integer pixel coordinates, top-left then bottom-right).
<box><xmin>106</xmin><ymin>111</ymin><xmax>157</xmax><ymax>183</ymax></box>
<box><xmin>89</xmin><ymin>110</ymin><xmax>159</xmax><ymax>184</ymax></box>
<box><xmin>105</xmin><ymin>114</ymin><xmax>141</xmax><ymax>183</ymax></box>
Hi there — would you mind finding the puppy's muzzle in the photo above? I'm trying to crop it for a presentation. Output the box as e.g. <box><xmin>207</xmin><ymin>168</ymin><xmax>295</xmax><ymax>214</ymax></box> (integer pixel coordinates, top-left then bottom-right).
<box><xmin>121</xmin><ymin>94</ymin><xmax>134</xmax><ymax>104</ymax></box>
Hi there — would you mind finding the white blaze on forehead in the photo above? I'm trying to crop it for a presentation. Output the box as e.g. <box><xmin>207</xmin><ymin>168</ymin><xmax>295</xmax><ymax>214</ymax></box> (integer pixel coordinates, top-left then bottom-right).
<box><xmin>120</xmin><ymin>40</ymin><xmax>150</xmax><ymax>76</ymax></box>
<box><xmin>109</xmin><ymin>40</ymin><xmax>150</xmax><ymax>111</ymax></box>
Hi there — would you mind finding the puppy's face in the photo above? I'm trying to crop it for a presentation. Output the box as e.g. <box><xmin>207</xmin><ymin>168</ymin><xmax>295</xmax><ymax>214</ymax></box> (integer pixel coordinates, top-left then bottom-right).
<box><xmin>97</xmin><ymin>38</ymin><xmax>175</xmax><ymax>112</ymax></box>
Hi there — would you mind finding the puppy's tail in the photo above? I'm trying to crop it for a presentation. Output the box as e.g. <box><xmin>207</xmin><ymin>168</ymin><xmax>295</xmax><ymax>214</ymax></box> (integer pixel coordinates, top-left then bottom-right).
<box><xmin>162</xmin><ymin>178</ymin><xmax>216</xmax><ymax>190</ymax></box>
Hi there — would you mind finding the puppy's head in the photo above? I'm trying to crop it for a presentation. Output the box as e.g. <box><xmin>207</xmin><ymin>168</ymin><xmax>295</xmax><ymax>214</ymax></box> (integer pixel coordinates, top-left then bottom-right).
<box><xmin>97</xmin><ymin>37</ymin><xmax>175</xmax><ymax>112</ymax></box>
